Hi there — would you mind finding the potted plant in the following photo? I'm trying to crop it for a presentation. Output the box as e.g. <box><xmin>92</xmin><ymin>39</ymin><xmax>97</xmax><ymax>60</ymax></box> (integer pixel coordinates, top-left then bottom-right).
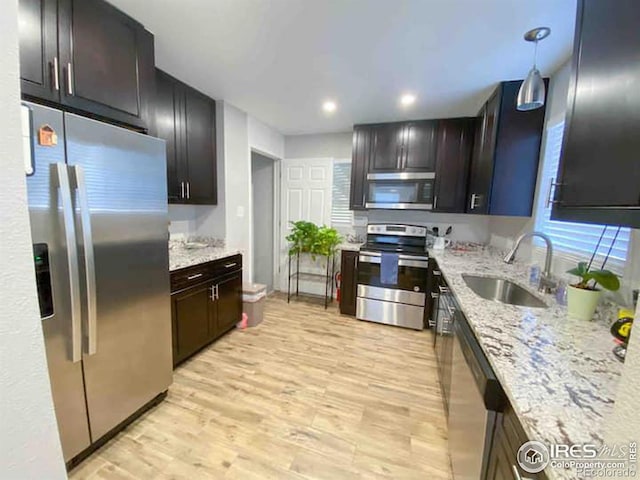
<box><xmin>566</xmin><ymin>261</ymin><xmax>620</xmax><ymax>321</ymax></box>
<box><xmin>286</xmin><ymin>221</ymin><xmax>319</xmax><ymax>256</ymax></box>
<box><xmin>286</xmin><ymin>221</ymin><xmax>342</xmax><ymax>259</ymax></box>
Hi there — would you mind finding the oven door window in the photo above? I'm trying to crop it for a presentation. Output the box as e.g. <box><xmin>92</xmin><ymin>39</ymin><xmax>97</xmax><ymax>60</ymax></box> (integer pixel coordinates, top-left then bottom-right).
<box><xmin>367</xmin><ymin>180</ymin><xmax>434</xmax><ymax>207</ymax></box>
<box><xmin>368</xmin><ymin>182</ymin><xmax>419</xmax><ymax>204</ymax></box>
<box><xmin>357</xmin><ymin>260</ymin><xmax>428</xmax><ymax>293</ymax></box>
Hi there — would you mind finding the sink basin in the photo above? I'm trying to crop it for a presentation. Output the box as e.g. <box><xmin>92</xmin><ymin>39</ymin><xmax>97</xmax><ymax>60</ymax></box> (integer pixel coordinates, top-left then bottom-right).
<box><xmin>462</xmin><ymin>274</ymin><xmax>547</xmax><ymax>309</ymax></box>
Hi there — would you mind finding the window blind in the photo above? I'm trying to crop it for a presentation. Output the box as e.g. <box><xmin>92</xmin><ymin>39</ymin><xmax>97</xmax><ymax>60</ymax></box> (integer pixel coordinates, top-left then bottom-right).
<box><xmin>534</xmin><ymin>122</ymin><xmax>630</xmax><ymax>275</ymax></box>
<box><xmin>331</xmin><ymin>161</ymin><xmax>353</xmax><ymax>226</ymax></box>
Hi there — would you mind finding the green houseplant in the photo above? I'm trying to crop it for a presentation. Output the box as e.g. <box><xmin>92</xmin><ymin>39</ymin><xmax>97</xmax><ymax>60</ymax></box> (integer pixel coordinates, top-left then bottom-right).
<box><xmin>286</xmin><ymin>221</ymin><xmax>342</xmax><ymax>259</ymax></box>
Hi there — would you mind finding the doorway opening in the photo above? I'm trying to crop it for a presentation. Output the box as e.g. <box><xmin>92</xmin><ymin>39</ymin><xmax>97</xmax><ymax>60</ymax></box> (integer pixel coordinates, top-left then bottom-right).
<box><xmin>251</xmin><ymin>151</ymin><xmax>277</xmax><ymax>292</ymax></box>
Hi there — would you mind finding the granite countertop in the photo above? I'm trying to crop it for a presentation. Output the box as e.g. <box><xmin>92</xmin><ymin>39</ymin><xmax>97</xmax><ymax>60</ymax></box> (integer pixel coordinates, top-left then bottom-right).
<box><xmin>169</xmin><ymin>238</ymin><xmax>241</xmax><ymax>271</ymax></box>
<box><xmin>429</xmin><ymin>247</ymin><xmax>623</xmax><ymax>480</ymax></box>
<box><xmin>338</xmin><ymin>242</ymin><xmax>363</xmax><ymax>252</ymax></box>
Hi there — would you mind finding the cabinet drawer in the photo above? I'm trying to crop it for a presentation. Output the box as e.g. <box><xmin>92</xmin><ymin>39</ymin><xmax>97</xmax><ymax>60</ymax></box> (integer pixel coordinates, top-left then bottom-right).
<box><xmin>209</xmin><ymin>254</ymin><xmax>242</xmax><ymax>278</ymax></box>
<box><xmin>170</xmin><ymin>254</ymin><xmax>243</xmax><ymax>293</ymax></box>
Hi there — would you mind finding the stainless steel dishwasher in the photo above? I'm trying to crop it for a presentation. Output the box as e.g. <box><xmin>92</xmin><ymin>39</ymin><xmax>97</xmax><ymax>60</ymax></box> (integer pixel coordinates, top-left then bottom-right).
<box><xmin>448</xmin><ymin>312</ymin><xmax>506</xmax><ymax>480</ymax></box>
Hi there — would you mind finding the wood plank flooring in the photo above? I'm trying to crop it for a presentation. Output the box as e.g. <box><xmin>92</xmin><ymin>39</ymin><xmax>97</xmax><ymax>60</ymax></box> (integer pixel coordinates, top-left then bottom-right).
<box><xmin>70</xmin><ymin>294</ymin><xmax>452</xmax><ymax>480</ymax></box>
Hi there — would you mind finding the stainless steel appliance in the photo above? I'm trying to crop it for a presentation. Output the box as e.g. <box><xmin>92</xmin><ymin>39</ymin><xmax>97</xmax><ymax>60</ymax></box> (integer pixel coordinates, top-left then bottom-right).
<box><xmin>446</xmin><ymin>302</ymin><xmax>506</xmax><ymax>480</ymax></box>
<box><xmin>365</xmin><ymin>172</ymin><xmax>435</xmax><ymax>210</ymax></box>
<box><xmin>356</xmin><ymin>224</ymin><xmax>428</xmax><ymax>330</ymax></box>
<box><xmin>23</xmin><ymin>102</ymin><xmax>172</xmax><ymax>465</ymax></box>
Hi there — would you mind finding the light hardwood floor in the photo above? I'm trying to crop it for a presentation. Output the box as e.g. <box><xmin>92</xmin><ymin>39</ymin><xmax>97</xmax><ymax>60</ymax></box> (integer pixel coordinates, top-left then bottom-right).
<box><xmin>70</xmin><ymin>294</ymin><xmax>452</xmax><ymax>480</ymax></box>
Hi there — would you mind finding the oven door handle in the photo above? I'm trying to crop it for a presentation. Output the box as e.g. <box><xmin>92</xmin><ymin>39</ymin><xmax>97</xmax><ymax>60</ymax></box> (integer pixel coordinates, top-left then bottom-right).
<box><xmin>358</xmin><ymin>255</ymin><xmax>429</xmax><ymax>269</ymax></box>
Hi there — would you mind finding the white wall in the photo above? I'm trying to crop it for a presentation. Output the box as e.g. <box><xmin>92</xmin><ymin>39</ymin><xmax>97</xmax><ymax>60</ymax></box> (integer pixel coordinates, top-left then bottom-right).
<box><xmin>285</xmin><ymin>132</ymin><xmax>353</xmax><ymax>159</ymax></box>
<box><xmin>606</xmin><ymin>302</ymin><xmax>640</xmax><ymax>446</ymax></box>
<box><xmin>0</xmin><ymin>2</ymin><xmax>67</xmax><ymax>477</ymax></box>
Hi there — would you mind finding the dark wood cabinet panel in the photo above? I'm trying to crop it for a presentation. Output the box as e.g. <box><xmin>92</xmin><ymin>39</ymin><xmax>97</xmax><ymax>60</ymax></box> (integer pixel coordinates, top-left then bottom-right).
<box><xmin>339</xmin><ymin>250</ymin><xmax>358</xmax><ymax>316</ymax></box>
<box><xmin>403</xmin><ymin>120</ymin><xmax>438</xmax><ymax>172</ymax></box>
<box><xmin>467</xmin><ymin>80</ymin><xmax>546</xmax><ymax>216</ymax></box>
<box><xmin>487</xmin><ymin>406</ymin><xmax>549</xmax><ymax>480</ymax></box>
<box><xmin>552</xmin><ymin>0</ymin><xmax>640</xmax><ymax>228</ymax></box>
<box><xmin>18</xmin><ymin>0</ymin><xmax>59</xmax><ymax>102</ymax></box>
<box><xmin>155</xmin><ymin>70</ymin><xmax>183</xmax><ymax>202</ymax></box>
<box><xmin>170</xmin><ymin>256</ymin><xmax>243</xmax><ymax>367</ymax></box>
<box><xmin>155</xmin><ymin>69</ymin><xmax>217</xmax><ymax>205</ymax></box>
<box><xmin>433</xmin><ymin>118</ymin><xmax>475</xmax><ymax>213</ymax></box>
<box><xmin>349</xmin><ymin>126</ymin><xmax>370</xmax><ymax>210</ymax></box>
<box><xmin>467</xmin><ymin>90</ymin><xmax>500</xmax><ymax>214</ymax></box>
<box><xmin>216</xmin><ymin>272</ymin><xmax>243</xmax><ymax>334</ymax></box>
<box><xmin>183</xmin><ymin>87</ymin><xmax>217</xmax><ymax>204</ymax></box>
<box><xmin>18</xmin><ymin>0</ymin><xmax>155</xmax><ymax>131</ymax></box>
<box><xmin>369</xmin><ymin>123</ymin><xmax>404</xmax><ymax>172</ymax></box>
<box><xmin>57</xmin><ymin>0</ymin><xmax>155</xmax><ymax>130</ymax></box>
<box><xmin>172</xmin><ymin>282</ymin><xmax>212</xmax><ymax>365</ymax></box>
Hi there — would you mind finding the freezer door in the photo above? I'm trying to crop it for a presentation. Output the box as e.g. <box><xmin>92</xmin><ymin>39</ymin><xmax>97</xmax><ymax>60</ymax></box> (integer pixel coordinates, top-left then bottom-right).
<box><xmin>24</xmin><ymin>102</ymin><xmax>91</xmax><ymax>461</ymax></box>
<box><xmin>64</xmin><ymin>112</ymin><xmax>172</xmax><ymax>440</ymax></box>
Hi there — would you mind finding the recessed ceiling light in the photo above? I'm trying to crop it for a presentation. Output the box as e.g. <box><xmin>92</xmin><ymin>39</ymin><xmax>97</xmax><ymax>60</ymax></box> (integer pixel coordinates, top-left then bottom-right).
<box><xmin>400</xmin><ymin>94</ymin><xmax>416</xmax><ymax>106</ymax></box>
<box><xmin>322</xmin><ymin>100</ymin><xmax>337</xmax><ymax>113</ymax></box>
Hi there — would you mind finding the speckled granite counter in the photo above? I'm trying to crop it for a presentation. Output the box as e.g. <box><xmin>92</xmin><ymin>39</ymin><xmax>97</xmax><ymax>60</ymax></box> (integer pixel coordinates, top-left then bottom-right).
<box><xmin>338</xmin><ymin>242</ymin><xmax>363</xmax><ymax>252</ymax></box>
<box><xmin>430</xmin><ymin>247</ymin><xmax>623</xmax><ymax>480</ymax></box>
<box><xmin>169</xmin><ymin>239</ymin><xmax>241</xmax><ymax>271</ymax></box>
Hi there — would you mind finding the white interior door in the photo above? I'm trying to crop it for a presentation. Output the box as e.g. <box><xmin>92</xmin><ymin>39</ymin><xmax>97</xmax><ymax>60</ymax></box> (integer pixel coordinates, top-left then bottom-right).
<box><xmin>279</xmin><ymin>158</ymin><xmax>333</xmax><ymax>294</ymax></box>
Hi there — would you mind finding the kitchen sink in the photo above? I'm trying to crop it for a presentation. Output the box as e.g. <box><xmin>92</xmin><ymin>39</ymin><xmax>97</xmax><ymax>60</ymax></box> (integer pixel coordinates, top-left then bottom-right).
<box><xmin>462</xmin><ymin>275</ymin><xmax>547</xmax><ymax>309</ymax></box>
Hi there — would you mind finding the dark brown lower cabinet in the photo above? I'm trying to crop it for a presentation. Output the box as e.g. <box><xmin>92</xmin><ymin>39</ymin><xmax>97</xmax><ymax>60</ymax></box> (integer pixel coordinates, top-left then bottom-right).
<box><xmin>172</xmin><ymin>281</ymin><xmax>212</xmax><ymax>364</ymax></box>
<box><xmin>170</xmin><ymin>255</ymin><xmax>243</xmax><ymax>367</ymax></box>
<box><xmin>339</xmin><ymin>250</ymin><xmax>358</xmax><ymax>316</ymax></box>
<box><xmin>215</xmin><ymin>272</ymin><xmax>243</xmax><ymax>333</ymax></box>
<box><xmin>487</xmin><ymin>405</ymin><xmax>549</xmax><ymax>480</ymax></box>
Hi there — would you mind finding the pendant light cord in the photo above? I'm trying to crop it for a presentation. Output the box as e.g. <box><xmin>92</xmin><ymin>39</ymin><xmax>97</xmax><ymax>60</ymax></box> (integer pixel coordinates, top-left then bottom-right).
<box><xmin>533</xmin><ymin>40</ymin><xmax>539</xmax><ymax>69</ymax></box>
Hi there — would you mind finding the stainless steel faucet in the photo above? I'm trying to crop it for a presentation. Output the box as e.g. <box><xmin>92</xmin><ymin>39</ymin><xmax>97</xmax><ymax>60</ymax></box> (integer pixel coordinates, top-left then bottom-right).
<box><xmin>504</xmin><ymin>232</ymin><xmax>556</xmax><ymax>293</ymax></box>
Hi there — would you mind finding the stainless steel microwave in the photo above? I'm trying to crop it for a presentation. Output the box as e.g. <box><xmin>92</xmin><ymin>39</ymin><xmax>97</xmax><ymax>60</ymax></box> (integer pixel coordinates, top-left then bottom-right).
<box><xmin>365</xmin><ymin>172</ymin><xmax>435</xmax><ymax>210</ymax></box>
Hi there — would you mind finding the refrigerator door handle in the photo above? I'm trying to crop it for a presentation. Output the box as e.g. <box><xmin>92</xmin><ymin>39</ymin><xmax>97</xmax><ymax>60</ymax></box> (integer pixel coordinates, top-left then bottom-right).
<box><xmin>73</xmin><ymin>165</ymin><xmax>98</xmax><ymax>356</ymax></box>
<box><xmin>55</xmin><ymin>163</ymin><xmax>82</xmax><ymax>363</ymax></box>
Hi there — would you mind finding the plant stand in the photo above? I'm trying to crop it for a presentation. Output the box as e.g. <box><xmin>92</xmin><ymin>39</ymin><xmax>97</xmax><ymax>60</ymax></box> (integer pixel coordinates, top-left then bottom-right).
<box><xmin>287</xmin><ymin>251</ymin><xmax>335</xmax><ymax>309</ymax></box>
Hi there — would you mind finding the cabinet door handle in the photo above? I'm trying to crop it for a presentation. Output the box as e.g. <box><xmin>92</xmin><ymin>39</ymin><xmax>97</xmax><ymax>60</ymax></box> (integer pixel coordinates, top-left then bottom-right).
<box><xmin>511</xmin><ymin>465</ymin><xmax>533</xmax><ymax>480</ymax></box>
<box><xmin>433</xmin><ymin>270</ymin><xmax>441</xmax><ymax>276</ymax></box>
<box><xmin>431</xmin><ymin>292</ymin><xmax>439</xmax><ymax>299</ymax></box>
<box><xmin>186</xmin><ymin>181</ymin><xmax>190</xmax><ymax>199</ymax></box>
<box><xmin>187</xmin><ymin>273</ymin><xmax>203</xmax><ymax>280</ymax></box>
<box><xmin>66</xmin><ymin>63</ymin><xmax>73</xmax><ymax>95</ymax></box>
<box><xmin>52</xmin><ymin>57</ymin><xmax>60</xmax><ymax>91</ymax></box>
<box><xmin>215</xmin><ymin>284</ymin><xmax>219</xmax><ymax>300</ymax></box>
<box><xmin>180</xmin><ymin>181</ymin><xmax>185</xmax><ymax>199</ymax></box>
<box><xmin>433</xmin><ymin>195</ymin><xmax>438</xmax><ymax>210</ymax></box>
<box><xmin>470</xmin><ymin>193</ymin><xmax>481</xmax><ymax>210</ymax></box>
<box><xmin>545</xmin><ymin>177</ymin><xmax>562</xmax><ymax>208</ymax></box>
<box><xmin>209</xmin><ymin>285</ymin><xmax>216</xmax><ymax>301</ymax></box>
<box><xmin>224</xmin><ymin>262</ymin><xmax>237</xmax><ymax>269</ymax></box>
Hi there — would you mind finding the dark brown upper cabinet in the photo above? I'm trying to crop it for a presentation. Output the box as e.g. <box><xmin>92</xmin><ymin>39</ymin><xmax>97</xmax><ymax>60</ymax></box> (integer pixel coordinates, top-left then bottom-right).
<box><xmin>369</xmin><ymin>123</ymin><xmax>404</xmax><ymax>172</ymax></box>
<box><xmin>18</xmin><ymin>0</ymin><xmax>58</xmax><ymax>102</ymax></box>
<box><xmin>467</xmin><ymin>80</ymin><xmax>548</xmax><ymax>216</ymax></box>
<box><xmin>552</xmin><ymin>0</ymin><xmax>640</xmax><ymax>228</ymax></box>
<box><xmin>155</xmin><ymin>69</ymin><xmax>217</xmax><ymax>205</ymax></box>
<box><xmin>18</xmin><ymin>0</ymin><xmax>155</xmax><ymax>132</ymax></box>
<box><xmin>349</xmin><ymin>126</ymin><xmax>371</xmax><ymax>210</ymax></box>
<box><xmin>433</xmin><ymin>118</ymin><xmax>475</xmax><ymax>213</ymax></box>
<box><xmin>367</xmin><ymin>120</ymin><xmax>438</xmax><ymax>173</ymax></box>
<box><xmin>403</xmin><ymin>120</ymin><xmax>438</xmax><ymax>172</ymax></box>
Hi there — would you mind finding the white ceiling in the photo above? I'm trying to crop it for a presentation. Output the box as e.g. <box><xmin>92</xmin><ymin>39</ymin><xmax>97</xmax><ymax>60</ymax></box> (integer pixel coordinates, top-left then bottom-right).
<box><xmin>109</xmin><ymin>0</ymin><xmax>577</xmax><ymax>135</ymax></box>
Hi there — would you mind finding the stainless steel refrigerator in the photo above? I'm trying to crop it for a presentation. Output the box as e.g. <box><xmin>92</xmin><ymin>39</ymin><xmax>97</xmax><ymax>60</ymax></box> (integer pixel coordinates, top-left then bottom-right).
<box><xmin>23</xmin><ymin>101</ymin><xmax>172</xmax><ymax>463</ymax></box>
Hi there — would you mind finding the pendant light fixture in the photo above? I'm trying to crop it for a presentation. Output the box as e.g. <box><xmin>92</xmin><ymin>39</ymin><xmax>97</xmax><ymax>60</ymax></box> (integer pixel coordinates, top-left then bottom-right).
<box><xmin>517</xmin><ymin>27</ymin><xmax>551</xmax><ymax>111</ymax></box>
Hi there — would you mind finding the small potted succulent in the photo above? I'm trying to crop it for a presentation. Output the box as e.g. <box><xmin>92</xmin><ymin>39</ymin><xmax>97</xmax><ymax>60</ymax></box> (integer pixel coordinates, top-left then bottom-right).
<box><xmin>566</xmin><ymin>261</ymin><xmax>620</xmax><ymax>321</ymax></box>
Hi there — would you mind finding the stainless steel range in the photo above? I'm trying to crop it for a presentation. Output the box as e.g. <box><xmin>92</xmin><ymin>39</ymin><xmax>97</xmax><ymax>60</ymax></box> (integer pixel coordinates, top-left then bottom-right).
<box><xmin>356</xmin><ymin>224</ymin><xmax>429</xmax><ymax>330</ymax></box>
